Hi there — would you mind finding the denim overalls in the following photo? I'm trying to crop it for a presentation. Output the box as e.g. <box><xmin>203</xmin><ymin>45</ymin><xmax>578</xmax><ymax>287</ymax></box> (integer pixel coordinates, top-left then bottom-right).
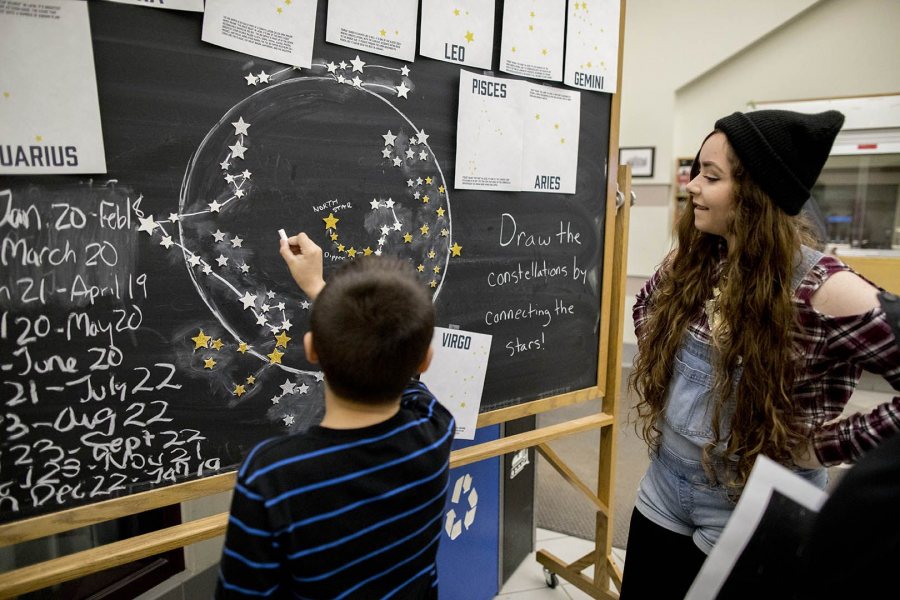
<box><xmin>634</xmin><ymin>246</ymin><xmax>828</xmax><ymax>554</ymax></box>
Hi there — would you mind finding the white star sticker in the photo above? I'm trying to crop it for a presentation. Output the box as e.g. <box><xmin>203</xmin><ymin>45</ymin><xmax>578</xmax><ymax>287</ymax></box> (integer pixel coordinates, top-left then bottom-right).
<box><xmin>256</xmin><ymin>314</ymin><xmax>268</xmax><ymax>326</ymax></box>
<box><xmin>375</xmin><ymin>249</ymin><xmax>383</xmax><ymax>256</ymax></box>
<box><xmin>385</xmin><ymin>198</ymin><xmax>395</xmax><ymax>208</ymax></box>
<box><xmin>216</xmin><ymin>254</ymin><xmax>229</xmax><ymax>267</ymax></box>
<box><xmin>339</xmin><ymin>60</ymin><xmax>348</xmax><ymax>70</ymax></box>
<box><xmin>231</xmin><ymin>117</ymin><xmax>251</xmax><ymax>136</ymax></box>
<box><xmin>244</xmin><ymin>73</ymin><xmax>258</xmax><ymax>86</ymax></box>
<box><xmin>202</xmin><ymin>264</ymin><xmax>212</xmax><ymax>275</ymax></box>
<box><xmin>168</xmin><ymin>212</ymin><xmax>180</xmax><ymax>222</ymax></box>
<box><xmin>396</xmin><ymin>82</ymin><xmax>410</xmax><ymax>98</ymax></box>
<box><xmin>213</xmin><ymin>230</ymin><xmax>226</xmax><ymax>242</ymax></box>
<box><xmin>314</xmin><ymin>372</ymin><xmax>324</xmax><ymax>382</ymax></box>
<box><xmin>416</xmin><ymin>129</ymin><xmax>430</xmax><ymax>145</ymax></box>
<box><xmin>370</xmin><ymin>199</ymin><xmax>381</xmax><ymax>209</ymax></box>
<box><xmin>381</xmin><ymin>148</ymin><xmax>392</xmax><ymax>159</ymax></box>
<box><xmin>220</xmin><ymin>159</ymin><xmax>230</xmax><ymax>170</ymax></box>
<box><xmin>240</xmin><ymin>263</ymin><xmax>250</xmax><ymax>273</ymax></box>
<box><xmin>229</xmin><ymin>140</ymin><xmax>247</xmax><ymax>159</ymax></box>
<box><xmin>383</xmin><ymin>130</ymin><xmax>397</xmax><ymax>146</ymax></box>
<box><xmin>380</xmin><ymin>225</ymin><xmax>391</xmax><ymax>235</ymax></box>
<box><xmin>337</xmin><ymin>74</ymin><xmax>346</xmax><ymax>84</ymax></box>
<box><xmin>266</xmin><ymin>290</ymin><xmax>276</xmax><ymax>299</ymax></box>
<box><xmin>280</xmin><ymin>379</ymin><xmax>297</xmax><ymax>395</ymax></box>
<box><xmin>235</xmin><ymin>189</ymin><xmax>246</xmax><ymax>199</ymax></box>
<box><xmin>414</xmin><ymin>191</ymin><xmax>421</xmax><ymax>199</ymax></box>
<box><xmin>350</xmin><ymin>55</ymin><xmax>365</xmax><ymax>72</ymax></box>
<box><xmin>401</xmin><ymin>66</ymin><xmax>411</xmax><ymax>77</ymax></box>
<box><xmin>416</xmin><ymin>177</ymin><xmax>423</xmax><ymax>186</ymax></box>
<box><xmin>407</xmin><ymin>179</ymin><xmax>415</xmax><ymax>187</ymax></box>
<box><xmin>257</xmin><ymin>70</ymin><xmax>270</xmax><ymax>83</ymax></box>
<box><xmin>231</xmin><ymin>236</ymin><xmax>243</xmax><ymax>248</ymax></box>
<box><xmin>351</xmin><ymin>76</ymin><xmax>362</xmax><ymax>88</ymax></box>
<box><xmin>225</xmin><ymin>174</ymin><xmax>235</xmax><ymax>183</ymax></box>
<box><xmin>242</xmin><ymin>169</ymin><xmax>252</xmax><ymax>179</ymax></box>
<box><xmin>271</xmin><ymin>396</ymin><xmax>280</xmax><ymax>405</ymax></box>
<box><xmin>300</xmin><ymin>300</ymin><xmax>310</xmax><ymax>309</ymax></box>
<box><xmin>208</xmin><ymin>200</ymin><xmax>223</xmax><ymax>213</ymax></box>
<box><xmin>419</xmin><ymin>150</ymin><xmax>428</xmax><ymax>161</ymax></box>
<box><xmin>283</xmin><ymin>415</ymin><xmax>295</xmax><ymax>426</ymax></box>
<box><xmin>188</xmin><ymin>254</ymin><xmax>201</xmax><ymax>267</ymax></box>
<box><xmin>393</xmin><ymin>221</ymin><xmax>402</xmax><ymax>231</ymax></box>
<box><xmin>280</xmin><ymin>319</ymin><xmax>292</xmax><ymax>331</ymax></box>
<box><xmin>159</xmin><ymin>236</ymin><xmax>174</xmax><ymax>248</ymax></box>
<box><xmin>240</xmin><ymin>292</ymin><xmax>257</xmax><ymax>310</ymax></box>
<box><xmin>260</xmin><ymin>303</ymin><xmax>271</xmax><ymax>313</ymax></box>
<box><xmin>392</xmin><ymin>157</ymin><xmax>402</xmax><ymax>167</ymax></box>
<box><xmin>297</xmin><ymin>383</ymin><xmax>309</xmax><ymax>394</ymax></box>
<box><xmin>378</xmin><ymin>236</ymin><xmax>386</xmax><ymax>245</ymax></box>
<box><xmin>326</xmin><ymin>61</ymin><xmax>337</xmax><ymax>73</ymax></box>
<box><xmin>405</xmin><ymin>148</ymin><xmax>415</xmax><ymax>159</ymax></box>
<box><xmin>137</xmin><ymin>215</ymin><xmax>158</xmax><ymax>236</ymax></box>
<box><xmin>276</xmin><ymin>302</ymin><xmax>285</xmax><ymax>311</ymax></box>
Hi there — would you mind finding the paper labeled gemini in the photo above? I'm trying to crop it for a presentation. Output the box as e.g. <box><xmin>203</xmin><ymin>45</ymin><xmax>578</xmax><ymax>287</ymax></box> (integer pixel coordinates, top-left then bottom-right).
<box><xmin>420</xmin><ymin>327</ymin><xmax>492</xmax><ymax>440</ymax></box>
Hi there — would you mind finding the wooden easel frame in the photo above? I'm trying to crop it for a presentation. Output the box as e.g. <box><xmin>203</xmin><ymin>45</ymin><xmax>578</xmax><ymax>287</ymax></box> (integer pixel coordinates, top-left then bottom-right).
<box><xmin>0</xmin><ymin>1</ymin><xmax>629</xmax><ymax>596</ymax></box>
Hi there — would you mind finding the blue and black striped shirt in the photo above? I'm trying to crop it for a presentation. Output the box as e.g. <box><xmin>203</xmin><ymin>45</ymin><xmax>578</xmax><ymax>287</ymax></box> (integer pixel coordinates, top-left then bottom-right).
<box><xmin>216</xmin><ymin>380</ymin><xmax>455</xmax><ymax>599</ymax></box>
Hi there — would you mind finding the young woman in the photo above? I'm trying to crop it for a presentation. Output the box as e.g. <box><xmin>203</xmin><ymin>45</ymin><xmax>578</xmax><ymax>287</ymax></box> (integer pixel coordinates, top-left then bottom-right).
<box><xmin>619</xmin><ymin>109</ymin><xmax>900</xmax><ymax>599</ymax></box>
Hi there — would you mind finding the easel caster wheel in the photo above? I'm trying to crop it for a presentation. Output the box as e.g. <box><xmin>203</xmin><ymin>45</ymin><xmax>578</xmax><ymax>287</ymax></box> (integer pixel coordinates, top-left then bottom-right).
<box><xmin>543</xmin><ymin>567</ymin><xmax>559</xmax><ymax>589</ymax></box>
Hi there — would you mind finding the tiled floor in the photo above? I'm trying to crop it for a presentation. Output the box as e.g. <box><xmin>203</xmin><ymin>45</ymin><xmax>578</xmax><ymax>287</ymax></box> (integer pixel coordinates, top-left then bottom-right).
<box><xmin>496</xmin><ymin>528</ymin><xmax>625</xmax><ymax>599</ymax></box>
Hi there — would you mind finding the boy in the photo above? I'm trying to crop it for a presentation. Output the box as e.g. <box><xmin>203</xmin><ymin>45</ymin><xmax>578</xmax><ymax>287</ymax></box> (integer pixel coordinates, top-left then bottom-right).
<box><xmin>216</xmin><ymin>232</ymin><xmax>455</xmax><ymax>599</ymax></box>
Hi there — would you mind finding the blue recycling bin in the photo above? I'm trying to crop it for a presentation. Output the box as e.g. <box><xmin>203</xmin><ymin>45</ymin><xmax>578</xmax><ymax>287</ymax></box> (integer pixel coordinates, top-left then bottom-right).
<box><xmin>436</xmin><ymin>425</ymin><xmax>501</xmax><ymax>600</ymax></box>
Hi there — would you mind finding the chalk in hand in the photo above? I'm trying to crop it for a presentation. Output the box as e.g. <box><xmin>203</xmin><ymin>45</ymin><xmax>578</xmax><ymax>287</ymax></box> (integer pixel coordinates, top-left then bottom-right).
<box><xmin>278</xmin><ymin>229</ymin><xmax>288</xmax><ymax>241</ymax></box>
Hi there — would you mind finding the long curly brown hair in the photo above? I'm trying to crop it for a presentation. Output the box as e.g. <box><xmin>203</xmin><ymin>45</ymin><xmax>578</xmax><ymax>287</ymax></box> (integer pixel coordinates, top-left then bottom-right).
<box><xmin>629</xmin><ymin>136</ymin><xmax>821</xmax><ymax>491</ymax></box>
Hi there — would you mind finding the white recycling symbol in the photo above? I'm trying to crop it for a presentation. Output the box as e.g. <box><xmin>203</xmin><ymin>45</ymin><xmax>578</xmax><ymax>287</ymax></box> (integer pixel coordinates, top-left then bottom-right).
<box><xmin>444</xmin><ymin>473</ymin><xmax>477</xmax><ymax>541</ymax></box>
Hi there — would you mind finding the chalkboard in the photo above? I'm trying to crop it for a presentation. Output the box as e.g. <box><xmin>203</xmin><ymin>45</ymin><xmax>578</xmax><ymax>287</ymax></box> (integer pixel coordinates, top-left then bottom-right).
<box><xmin>0</xmin><ymin>2</ymin><xmax>609</xmax><ymax>525</ymax></box>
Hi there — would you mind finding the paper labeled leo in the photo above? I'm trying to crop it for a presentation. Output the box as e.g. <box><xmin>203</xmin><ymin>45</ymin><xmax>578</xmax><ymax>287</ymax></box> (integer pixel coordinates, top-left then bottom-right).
<box><xmin>419</xmin><ymin>0</ymin><xmax>495</xmax><ymax>69</ymax></box>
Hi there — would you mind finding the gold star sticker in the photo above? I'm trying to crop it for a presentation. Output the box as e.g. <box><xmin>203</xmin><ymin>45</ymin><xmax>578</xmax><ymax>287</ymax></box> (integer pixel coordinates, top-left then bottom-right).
<box><xmin>211</xmin><ymin>339</ymin><xmax>224</xmax><ymax>350</ymax></box>
<box><xmin>433</xmin><ymin>266</ymin><xmax>441</xmax><ymax>274</ymax></box>
<box><xmin>337</xmin><ymin>243</ymin><xmax>346</xmax><ymax>252</ymax></box>
<box><xmin>425</xmin><ymin>176</ymin><xmax>433</xmax><ymax>184</ymax></box>
<box><xmin>438</xmin><ymin>185</ymin><xmax>445</xmax><ymax>194</ymax></box>
<box><xmin>454</xmin><ymin>8</ymin><xmax>460</xmax><ymax>15</ymax></box>
<box><xmin>285</xmin><ymin>0</ymin><xmax>291</xmax><ymax>4</ymax></box>
<box><xmin>363</xmin><ymin>247</ymin><xmax>373</xmax><ymax>256</ymax></box>
<box><xmin>417</xmin><ymin>264</ymin><xmax>425</xmax><ymax>272</ymax></box>
<box><xmin>428</xmin><ymin>249</ymin><xmax>436</xmax><ymax>259</ymax></box>
<box><xmin>238</xmin><ymin>341</ymin><xmax>250</xmax><ymax>354</ymax></box>
<box><xmin>35</xmin><ymin>135</ymin><xmax>43</xmax><ymax>142</ymax></box>
<box><xmin>192</xmin><ymin>330</ymin><xmax>211</xmax><ymax>350</ymax></box>
<box><xmin>451</xmin><ymin>242</ymin><xmax>463</xmax><ymax>257</ymax></box>
<box><xmin>465</xmin><ymin>31</ymin><xmax>474</xmax><ymax>43</ymax></box>
<box><xmin>275</xmin><ymin>331</ymin><xmax>292</xmax><ymax>348</ymax></box>
<box><xmin>267</xmin><ymin>348</ymin><xmax>284</xmax><ymax>364</ymax></box>
<box><xmin>530</xmin><ymin>10</ymin><xmax>535</xmax><ymax>17</ymax></box>
<box><xmin>436</xmin><ymin>207</ymin><xmax>445</xmax><ymax>217</ymax></box>
<box><xmin>512</xmin><ymin>46</ymin><xmax>517</xmax><ymax>53</ymax></box>
<box><xmin>420</xmin><ymin>224</ymin><xmax>430</xmax><ymax>235</ymax></box>
<box><xmin>554</xmin><ymin>123</ymin><xmax>560</xmax><ymax>129</ymax></box>
<box><xmin>542</xmin><ymin>48</ymin><xmax>548</xmax><ymax>56</ymax></box>
<box><xmin>330</xmin><ymin>232</ymin><xmax>339</xmax><ymax>241</ymax></box>
<box><xmin>246</xmin><ymin>375</ymin><xmax>256</xmax><ymax>385</ymax></box>
<box><xmin>323</xmin><ymin>212</ymin><xmax>339</xmax><ymax>230</ymax></box>
<box><xmin>535</xmin><ymin>113</ymin><xmax>541</xmax><ymax>120</ymax></box>
<box><xmin>429</xmin><ymin>280</ymin><xmax>437</xmax><ymax>288</ymax></box>
<box><xmin>2</xmin><ymin>92</ymin><xmax>9</xmax><ymax>98</ymax></box>
<box><xmin>422</xmin><ymin>195</ymin><xmax>430</xmax><ymax>204</ymax></box>
<box><xmin>347</xmin><ymin>247</ymin><xmax>357</xmax><ymax>258</ymax></box>
<box><xmin>560</xmin><ymin>138</ymin><xmax>566</xmax><ymax>144</ymax></box>
<box><xmin>234</xmin><ymin>384</ymin><xmax>246</xmax><ymax>397</ymax></box>
<box><xmin>403</xmin><ymin>233</ymin><xmax>413</xmax><ymax>243</ymax></box>
<box><xmin>277</xmin><ymin>6</ymin><xmax>282</xmax><ymax>13</ymax></box>
<box><xmin>529</xmin><ymin>24</ymin><xmax>534</xmax><ymax>31</ymax></box>
<box><xmin>204</xmin><ymin>357</ymin><xmax>216</xmax><ymax>369</ymax></box>
<box><xmin>380</xmin><ymin>28</ymin><xmax>387</xmax><ymax>36</ymax></box>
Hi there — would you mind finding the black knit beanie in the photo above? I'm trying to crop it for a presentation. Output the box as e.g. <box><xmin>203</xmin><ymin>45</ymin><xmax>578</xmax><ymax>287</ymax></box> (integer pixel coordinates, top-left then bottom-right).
<box><xmin>713</xmin><ymin>109</ymin><xmax>845</xmax><ymax>216</ymax></box>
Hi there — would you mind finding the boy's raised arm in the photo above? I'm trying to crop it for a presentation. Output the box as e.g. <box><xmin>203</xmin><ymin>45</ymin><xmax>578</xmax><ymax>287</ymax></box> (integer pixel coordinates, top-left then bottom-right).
<box><xmin>279</xmin><ymin>232</ymin><xmax>326</xmax><ymax>300</ymax></box>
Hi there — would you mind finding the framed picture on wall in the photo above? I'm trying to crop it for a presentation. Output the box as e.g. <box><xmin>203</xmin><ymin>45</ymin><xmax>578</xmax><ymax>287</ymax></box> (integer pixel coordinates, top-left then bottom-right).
<box><xmin>619</xmin><ymin>146</ymin><xmax>655</xmax><ymax>177</ymax></box>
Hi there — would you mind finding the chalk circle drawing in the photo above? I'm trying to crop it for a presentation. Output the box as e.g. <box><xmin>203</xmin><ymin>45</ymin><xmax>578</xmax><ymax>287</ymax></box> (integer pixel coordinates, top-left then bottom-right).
<box><xmin>160</xmin><ymin>62</ymin><xmax>453</xmax><ymax>428</ymax></box>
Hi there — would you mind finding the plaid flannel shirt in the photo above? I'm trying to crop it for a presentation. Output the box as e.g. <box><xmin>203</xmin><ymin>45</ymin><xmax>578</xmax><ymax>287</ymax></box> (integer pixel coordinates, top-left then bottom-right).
<box><xmin>633</xmin><ymin>250</ymin><xmax>900</xmax><ymax>467</ymax></box>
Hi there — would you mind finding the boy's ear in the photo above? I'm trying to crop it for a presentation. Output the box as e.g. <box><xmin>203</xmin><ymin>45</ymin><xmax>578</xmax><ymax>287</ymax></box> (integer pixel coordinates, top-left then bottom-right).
<box><xmin>304</xmin><ymin>331</ymin><xmax>319</xmax><ymax>364</ymax></box>
<box><xmin>417</xmin><ymin>345</ymin><xmax>434</xmax><ymax>374</ymax></box>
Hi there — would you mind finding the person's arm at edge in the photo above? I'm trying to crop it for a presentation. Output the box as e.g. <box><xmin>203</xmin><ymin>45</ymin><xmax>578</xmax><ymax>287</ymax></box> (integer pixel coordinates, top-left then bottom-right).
<box><xmin>279</xmin><ymin>232</ymin><xmax>325</xmax><ymax>300</ymax></box>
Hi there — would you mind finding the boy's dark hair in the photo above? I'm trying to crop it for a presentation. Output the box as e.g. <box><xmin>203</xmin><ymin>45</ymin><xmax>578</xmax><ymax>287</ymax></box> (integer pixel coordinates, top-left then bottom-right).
<box><xmin>310</xmin><ymin>256</ymin><xmax>435</xmax><ymax>403</ymax></box>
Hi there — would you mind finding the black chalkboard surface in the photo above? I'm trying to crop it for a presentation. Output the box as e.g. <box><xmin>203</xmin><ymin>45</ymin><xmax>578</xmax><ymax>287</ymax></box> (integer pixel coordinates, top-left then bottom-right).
<box><xmin>0</xmin><ymin>2</ymin><xmax>609</xmax><ymax>524</ymax></box>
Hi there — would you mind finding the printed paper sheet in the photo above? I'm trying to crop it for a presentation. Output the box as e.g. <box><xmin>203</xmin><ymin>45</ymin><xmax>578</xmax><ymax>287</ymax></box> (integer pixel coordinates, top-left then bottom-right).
<box><xmin>326</xmin><ymin>0</ymin><xmax>419</xmax><ymax>62</ymax></box>
<box><xmin>564</xmin><ymin>0</ymin><xmax>620</xmax><ymax>93</ymax></box>
<box><xmin>202</xmin><ymin>0</ymin><xmax>318</xmax><ymax>68</ymax></box>
<box><xmin>419</xmin><ymin>0</ymin><xmax>495</xmax><ymax>69</ymax></box>
<box><xmin>102</xmin><ymin>0</ymin><xmax>204</xmax><ymax>11</ymax></box>
<box><xmin>499</xmin><ymin>0</ymin><xmax>566</xmax><ymax>81</ymax></box>
<box><xmin>0</xmin><ymin>0</ymin><xmax>106</xmax><ymax>174</ymax></box>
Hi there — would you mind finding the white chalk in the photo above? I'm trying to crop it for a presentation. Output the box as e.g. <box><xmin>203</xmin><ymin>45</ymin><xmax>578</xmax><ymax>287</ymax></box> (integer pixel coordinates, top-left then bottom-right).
<box><xmin>278</xmin><ymin>228</ymin><xmax>288</xmax><ymax>241</ymax></box>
